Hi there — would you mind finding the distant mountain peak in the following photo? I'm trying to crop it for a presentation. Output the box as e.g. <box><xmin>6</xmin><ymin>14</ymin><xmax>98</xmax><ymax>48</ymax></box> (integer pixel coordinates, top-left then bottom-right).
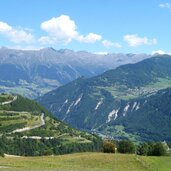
<box><xmin>58</xmin><ymin>49</ymin><xmax>74</xmax><ymax>54</ymax></box>
<box><xmin>41</xmin><ymin>47</ymin><xmax>57</xmax><ymax>52</ymax></box>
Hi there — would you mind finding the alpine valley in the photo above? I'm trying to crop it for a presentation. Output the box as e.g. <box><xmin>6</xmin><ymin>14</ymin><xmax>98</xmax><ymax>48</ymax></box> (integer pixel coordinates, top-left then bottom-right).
<box><xmin>0</xmin><ymin>47</ymin><xmax>149</xmax><ymax>98</ymax></box>
<box><xmin>38</xmin><ymin>55</ymin><xmax>171</xmax><ymax>142</ymax></box>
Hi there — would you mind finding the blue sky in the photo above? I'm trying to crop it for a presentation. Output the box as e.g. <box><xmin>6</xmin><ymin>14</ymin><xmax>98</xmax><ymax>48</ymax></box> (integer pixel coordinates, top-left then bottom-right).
<box><xmin>0</xmin><ymin>0</ymin><xmax>170</xmax><ymax>54</ymax></box>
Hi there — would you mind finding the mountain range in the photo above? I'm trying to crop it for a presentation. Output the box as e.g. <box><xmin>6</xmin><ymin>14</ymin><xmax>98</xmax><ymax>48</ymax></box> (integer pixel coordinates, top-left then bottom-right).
<box><xmin>38</xmin><ymin>55</ymin><xmax>171</xmax><ymax>142</ymax></box>
<box><xmin>0</xmin><ymin>47</ymin><xmax>150</xmax><ymax>98</ymax></box>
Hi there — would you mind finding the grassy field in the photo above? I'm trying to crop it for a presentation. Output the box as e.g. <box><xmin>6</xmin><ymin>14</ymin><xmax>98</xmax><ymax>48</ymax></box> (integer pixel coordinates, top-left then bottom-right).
<box><xmin>0</xmin><ymin>152</ymin><xmax>171</xmax><ymax>171</ymax></box>
<box><xmin>94</xmin><ymin>77</ymin><xmax>171</xmax><ymax>101</ymax></box>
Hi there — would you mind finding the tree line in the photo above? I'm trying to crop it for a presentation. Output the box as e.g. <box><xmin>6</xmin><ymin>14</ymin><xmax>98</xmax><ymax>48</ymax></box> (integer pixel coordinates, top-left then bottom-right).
<box><xmin>0</xmin><ymin>135</ymin><xmax>170</xmax><ymax>157</ymax></box>
<box><xmin>103</xmin><ymin>140</ymin><xmax>170</xmax><ymax>156</ymax></box>
<box><xmin>0</xmin><ymin>134</ymin><xmax>102</xmax><ymax>157</ymax></box>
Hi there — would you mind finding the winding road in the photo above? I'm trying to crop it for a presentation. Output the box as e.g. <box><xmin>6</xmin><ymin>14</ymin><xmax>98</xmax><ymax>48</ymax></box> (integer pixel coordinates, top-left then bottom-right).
<box><xmin>0</xmin><ymin>95</ymin><xmax>47</xmax><ymax>137</ymax></box>
<box><xmin>0</xmin><ymin>96</ymin><xmax>54</xmax><ymax>140</ymax></box>
<box><xmin>12</xmin><ymin>113</ymin><xmax>45</xmax><ymax>133</ymax></box>
<box><xmin>0</xmin><ymin>96</ymin><xmax>17</xmax><ymax>105</ymax></box>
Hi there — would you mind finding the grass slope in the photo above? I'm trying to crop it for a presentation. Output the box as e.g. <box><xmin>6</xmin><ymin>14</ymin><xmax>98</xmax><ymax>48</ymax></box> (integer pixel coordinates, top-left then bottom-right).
<box><xmin>0</xmin><ymin>153</ymin><xmax>171</xmax><ymax>171</ymax></box>
<box><xmin>0</xmin><ymin>94</ymin><xmax>102</xmax><ymax>156</ymax></box>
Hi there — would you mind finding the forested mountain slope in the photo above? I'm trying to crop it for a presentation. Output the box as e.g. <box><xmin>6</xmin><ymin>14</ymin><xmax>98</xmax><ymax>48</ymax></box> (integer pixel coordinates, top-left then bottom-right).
<box><xmin>38</xmin><ymin>55</ymin><xmax>171</xmax><ymax>141</ymax></box>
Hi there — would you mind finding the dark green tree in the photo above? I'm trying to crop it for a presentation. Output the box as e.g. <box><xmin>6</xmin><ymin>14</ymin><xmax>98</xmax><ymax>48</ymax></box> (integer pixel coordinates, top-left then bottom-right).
<box><xmin>117</xmin><ymin>140</ymin><xmax>135</xmax><ymax>154</ymax></box>
<box><xmin>148</xmin><ymin>142</ymin><xmax>167</xmax><ymax>156</ymax></box>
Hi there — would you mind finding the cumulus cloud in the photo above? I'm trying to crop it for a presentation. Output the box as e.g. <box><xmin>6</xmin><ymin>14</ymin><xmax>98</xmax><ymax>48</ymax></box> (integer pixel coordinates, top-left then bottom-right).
<box><xmin>40</xmin><ymin>15</ymin><xmax>78</xmax><ymax>44</ymax></box>
<box><xmin>0</xmin><ymin>21</ymin><xmax>34</xmax><ymax>43</ymax></box>
<box><xmin>102</xmin><ymin>40</ymin><xmax>122</xmax><ymax>48</ymax></box>
<box><xmin>40</xmin><ymin>15</ymin><xmax>102</xmax><ymax>45</ymax></box>
<box><xmin>78</xmin><ymin>33</ymin><xmax>102</xmax><ymax>43</ymax></box>
<box><xmin>159</xmin><ymin>3</ymin><xmax>171</xmax><ymax>11</ymax></box>
<box><xmin>124</xmin><ymin>34</ymin><xmax>157</xmax><ymax>47</ymax></box>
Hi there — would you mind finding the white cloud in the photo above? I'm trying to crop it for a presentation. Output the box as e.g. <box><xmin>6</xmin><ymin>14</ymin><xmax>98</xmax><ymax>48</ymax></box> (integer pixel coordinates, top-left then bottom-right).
<box><xmin>0</xmin><ymin>22</ymin><xmax>11</xmax><ymax>32</ymax></box>
<box><xmin>40</xmin><ymin>15</ymin><xmax>78</xmax><ymax>44</ymax></box>
<box><xmin>152</xmin><ymin>50</ymin><xmax>171</xmax><ymax>55</ymax></box>
<box><xmin>159</xmin><ymin>3</ymin><xmax>171</xmax><ymax>11</ymax></box>
<box><xmin>102</xmin><ymin>40</ymin><xmax>113</xmax><ymax>47</ymax></box>
<box><xmin>40</xmin><ymin>15</ymin><xmax>102</xmax><ymax>45</ymax></box>
<box><xmin>0</xmin><ymin>21</ymin><xmax>34</xmax><ymax>43</ymax></box>
<box><xmin>38</xmin><ymin>36</ymin><xmax>55</xmax><ymax>45</ymax></box>
<box><xmin>124</xmin><ymin>34</ymin><xmax>157</xmax><ymax>47</ymax></box>
<box><xmin>78</xmin><ymin>33</ymin><xmax>102</xmax><ymax>43</ymax></box>
<box><xmin>102</xmin><ymin>40</ymin><xmax>122</xmax><ymax>48</ymax></box>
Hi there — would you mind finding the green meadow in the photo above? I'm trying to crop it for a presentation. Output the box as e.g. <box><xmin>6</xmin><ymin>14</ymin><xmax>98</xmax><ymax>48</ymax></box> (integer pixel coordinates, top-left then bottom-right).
<box><xmin>0</xmin><ymin>152</ymin><xmax>171</xmax><ymax>171</ymax></box>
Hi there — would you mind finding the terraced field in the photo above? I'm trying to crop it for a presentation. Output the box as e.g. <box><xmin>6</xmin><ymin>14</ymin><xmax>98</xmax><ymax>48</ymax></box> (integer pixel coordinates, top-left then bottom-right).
<box><xmin>0</xmin><ymin>94</ymin><xmax>43</xmax><ymax>134</ymax></box>
<box><xmin>0</xmin><ymin>94</ymin><xmax>14</xmax><ymax>104</ymax></box>
<box><xmin>0</xmin><ymin>94</ymin><xmax>91</xmax><ymax>142</ymax></box>
<box><xmin>0</xmin><ymin>110</ymin><xmax>41</xmax><ymax>133</ymax></box>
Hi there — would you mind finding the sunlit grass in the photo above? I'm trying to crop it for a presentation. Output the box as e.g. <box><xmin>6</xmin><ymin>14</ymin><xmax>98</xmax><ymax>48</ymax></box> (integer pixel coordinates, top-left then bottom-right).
<box><xmin>1</xmin><ymin>152</ymin><xmax>170</xmax><ymax>171</ymax></box>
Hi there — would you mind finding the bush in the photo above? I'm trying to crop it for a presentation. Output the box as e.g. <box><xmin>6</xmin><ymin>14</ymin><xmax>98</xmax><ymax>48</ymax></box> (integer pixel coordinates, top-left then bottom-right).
<box><xmin>137</xmin><ymin>142</ymin><xmax>167</xmax><ymax>156</ymax></box>
<box><xmin>117</xmin><ymin>140</ymin><xmax>135</xmax><ymax>154</ymax></box>
<box><xmin>148</xmin><ymin>142</ymin><xmax>167</xmax><ymax>156</ymax></box>
<box><xmin>103</xmin><ymin>141</ymin><xmax>115</xmax><ymax>153</ymax></box>
<box><xmin>137</xmin><ymin>143</ymin><xmax>149</xmax><ymax>156</ymax></box>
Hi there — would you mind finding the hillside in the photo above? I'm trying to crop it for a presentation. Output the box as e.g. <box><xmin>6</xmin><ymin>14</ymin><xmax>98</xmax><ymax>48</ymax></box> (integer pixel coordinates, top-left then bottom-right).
<box><xmin>0</xmin><ymin>47</ymin><xmax>149</xmax><ymax>98</ymax></box>
<box><xmin>38</xmin><ymin>55</ymin><xmax>171</xmax><ymax>141</ymax></box>
<box><xmin>0</xmin><ymin>94</ymin><xmax>102</xmax><ymax>156</ymax></box>
<box><xmin>0</xmin><ymin>153</ymin><xmax>171</xmax><ymax>171</ymax></box>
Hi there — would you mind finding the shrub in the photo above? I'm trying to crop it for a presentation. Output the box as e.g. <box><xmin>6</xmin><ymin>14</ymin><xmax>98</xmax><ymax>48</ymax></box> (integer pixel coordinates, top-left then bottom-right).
<box><xmin>137</xmin><ymin>143</ymin><xmax>149</xmax><ymax>156</ymax></box>
<box><xmin>148</xmin><ymin>142</ymin><xmax>167</xmax><ymax>156</ymax></box>
<box><xmin>117</xmin><ymin>140</ymin><xmax>135</xmax><ymax>154</ymax></box>
<box><xmin>103</xmin><ymin>141</ymin><xmax>115</xmax><ymax>153</ymax></box>
<box><xmin>137</xmin><ymin>142</ymin><xmax>167</xmax><ymax>156</ymax></box>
